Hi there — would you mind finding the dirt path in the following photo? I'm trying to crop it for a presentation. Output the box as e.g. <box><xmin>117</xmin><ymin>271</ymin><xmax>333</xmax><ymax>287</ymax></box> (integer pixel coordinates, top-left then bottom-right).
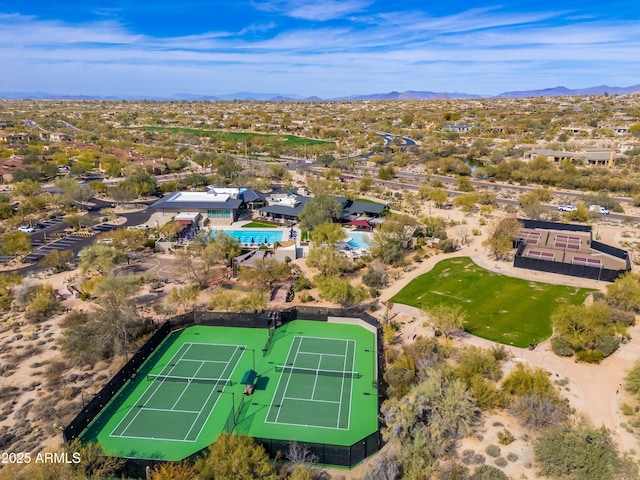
<box><xmin>379</xmin><ymin>241</ymin><xmax>640</xmax><ymax>460</ymax></box>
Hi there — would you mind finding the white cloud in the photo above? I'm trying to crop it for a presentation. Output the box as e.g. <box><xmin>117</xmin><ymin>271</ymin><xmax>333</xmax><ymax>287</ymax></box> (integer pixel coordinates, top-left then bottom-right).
<box><xmin>254</xmin><ymin>0</ymin><xmax>372</xmax><ymax>21</ymax></box>
<box><xmin>1</xmin><ymin>8</ymin><xmax>639</xmax><ymax>97</ymax></box>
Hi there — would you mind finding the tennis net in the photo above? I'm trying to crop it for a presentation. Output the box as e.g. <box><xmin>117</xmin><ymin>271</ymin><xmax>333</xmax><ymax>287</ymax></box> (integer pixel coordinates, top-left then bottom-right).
<box><xmin>275</xmin><ymin>365</ymin><xmax>360</xmax><ymax>378</ymax></box>
<box><xmin>146</xmin><ymin>374</ymin><xmax>233</xmax><ymax>386</ymax></box>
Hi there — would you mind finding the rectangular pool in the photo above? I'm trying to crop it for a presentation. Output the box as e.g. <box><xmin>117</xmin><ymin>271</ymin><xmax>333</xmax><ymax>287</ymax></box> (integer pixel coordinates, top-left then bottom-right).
<box><xmin>212</xmin><ymin>228</ymin><xmax>285</xmax><ymax>246</ymax></box>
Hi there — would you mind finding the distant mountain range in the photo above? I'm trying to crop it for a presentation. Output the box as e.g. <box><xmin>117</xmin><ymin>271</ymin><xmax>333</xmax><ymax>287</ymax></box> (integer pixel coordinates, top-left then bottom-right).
<box><xmin>1</xmin><ymin>84</ymin><xmax>639</xmax><ymax>101</ymax></box>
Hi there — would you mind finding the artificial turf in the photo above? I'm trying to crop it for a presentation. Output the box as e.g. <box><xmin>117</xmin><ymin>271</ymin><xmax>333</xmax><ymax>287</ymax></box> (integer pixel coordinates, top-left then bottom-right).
<box><xmin>390</xmin><ymin>257</ymin><xmax>594</xmax><ymax>348</ymax></box>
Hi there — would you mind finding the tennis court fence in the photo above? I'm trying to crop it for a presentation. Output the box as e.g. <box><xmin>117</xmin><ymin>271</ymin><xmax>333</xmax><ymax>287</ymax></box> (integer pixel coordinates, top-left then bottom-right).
<box><xmin>255</xmin><ymin>431</ymin><xmax>380</xmax><ymax>468</ymax></box>
<box><xmin>63</xmin><ymin>320</ymin><xmax>172</xmax><ymax>443</ymax></box>
<box><xmin>62</xmin><ymin>307</ymin><xmax>382</xmax><ymax>476</ymax></box>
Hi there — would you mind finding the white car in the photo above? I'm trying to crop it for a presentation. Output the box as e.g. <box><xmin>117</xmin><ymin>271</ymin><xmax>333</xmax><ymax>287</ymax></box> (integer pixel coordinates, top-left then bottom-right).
<box><xmin>18</xmin><ymin>226</ymin><xmax>35</xmax><ymax>233</ymax></box>
<box><xmin>557</xmin><ymin>205</ymin><xmax>577</xmax><ymax>212</ymax></box>
<box><xmin>589</xmin><ymin>205</ymin><xmax>609</xmax><ymax>215</ymax></box>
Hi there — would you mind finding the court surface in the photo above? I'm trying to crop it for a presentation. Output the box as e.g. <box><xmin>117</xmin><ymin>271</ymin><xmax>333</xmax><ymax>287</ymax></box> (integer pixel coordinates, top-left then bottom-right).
<box><xmin>265</xmin><ymin>336</ymin><xmax>357</xmax><ymax>430</ymax></box>
<box><xmin>79</xmin><ymin>320</ymin><xmax>378</xmax><ymax>461</ymax></box>
<box><xmin>109</xmin><ymin>342</ymin><xmax>244</xmax><ymax>442</ymax></box>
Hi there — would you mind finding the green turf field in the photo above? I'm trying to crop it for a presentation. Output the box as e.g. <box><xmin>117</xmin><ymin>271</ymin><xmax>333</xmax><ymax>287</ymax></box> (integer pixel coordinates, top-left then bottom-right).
<box><xmin>133</xmin><ymin>125</ymin><xmax>333</xmax><ymax>147</ymax></box>
<box><xmin>79</xmin><ymin>320</ymin><xmax>378</xmax><ymax>461</ymax></box>
<box><xmin>390</xmin><ymin>257</ymin><xmax>594</xmax><ymax>347</ymax></box>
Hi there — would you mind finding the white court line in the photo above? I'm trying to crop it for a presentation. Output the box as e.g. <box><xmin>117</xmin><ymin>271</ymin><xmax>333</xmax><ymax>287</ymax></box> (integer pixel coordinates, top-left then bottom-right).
<box><xmin>264</xmin><ymin>418</ymin><xmax>349</xmax><ymax>431</ymax></box>
<box><xmin>110</xmin><ymin>343</ymin><xmax>194</xmax><ymax>438</ymax></box>
<box><xmin>112</xmin><ymin>433</ymin><xmax>197</xmax><ymax>443</ymax></box>
<box><xmin>336</xmin><ymin>340</ymin><xmax>349</xmax><ymax>429</ymax></box>
<box><xmin>310</xmin><ymin>354</ymin><xmax>322</xmax><ymax>400</ymax></box>
<box><xmin>171</xmin><ymin>360</ymin><xmax>207</xmax><ymax>410</ymax></box>
<box><xmin>266</xmin><ymin>337</ymin><xmax>300</xmax><ymax>423</ymax></box>
<box><xmin>186</xmin><ymin>345</ymin><xmax>244</xmax><ymax>442</ymax></box>
<box><xmin>282</xmin><ymin>396</ymin><xmax>340</xmax><ymax>405</ymax></box>
<box><xmin>347</xmin><ymin>339</ymin><xmax>356</xmax><ymax>430</ymax></box>
<box><xmin>141</xmin><ymin>407</ymin><xmax>200</xmax><ymax>414</ymax></box>
<box><xmin>275</xmin><ymin>338</ymin><xmax>302</xmax><ymax>424</ymax></box>
<box><xmin>295</xmin><ymin>351</ymin><xmax>345</xmax><ymax>358</ymax></box>
<box><xmin>180</xmin><ymin>358</ymin><xmax>228</xmax><ymax>364</ymax></box>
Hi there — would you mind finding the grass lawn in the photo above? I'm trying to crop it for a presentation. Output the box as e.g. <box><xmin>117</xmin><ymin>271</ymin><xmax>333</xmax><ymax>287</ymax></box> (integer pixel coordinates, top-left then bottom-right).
<box><xmin>242</xmin><ymin>221</ymin><xmax>279</xmax><ymax>228</ymax></box>
<box><xmin>390</xmin><ymin>257</ymin><xmax>594</xmax><ymax>348</ymax></box>
<box><xmin>133</xmin><ymin>126</ymin><xmax>333</xmax><ymax>147</ymax></box>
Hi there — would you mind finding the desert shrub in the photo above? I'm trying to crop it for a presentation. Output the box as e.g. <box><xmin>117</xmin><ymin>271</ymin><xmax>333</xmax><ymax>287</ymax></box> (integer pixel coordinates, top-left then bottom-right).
<box><xmin>292</xmin><ymin>275</ymin><xmax>313</xmax><ymax>292</ymax></box>
<box><xmin>506</xmin><ymin>453</ymin><xmax>518</xmax><ymax>462</ymax></box>
<box><xmin>594</xmin><ymin>336</ymin><xmax>620</xmax><ymax>358</ymax></box>
<box><xmin>534</xmin><ymin>422</ymin><xmax>639</xmax><ymax>480</ymax></box>
<box><xmin>576</xmin><ymin>350</ymin><xmax>604</xmax><ymax>364</ymax></box>
<box><xmin>497</xmin><ymin>429</ymin><xmax>514</xmax><ymax>445</ymax></box>
<box><xmin>610</xmin><ymin>308</ymin><xmax>636</xmax><ymax>326</ymax></box>
<box><xmin>461</xmin><ymin>450</ymin><xmax>475</xmax><ymax>465</ymax></box>
<box><xmin>24</xmin><ymin>284</ymin><xmax>61</xmax><ymax>323</ymax></box>
<box><xmin>620</xmin><ymin>403</ymin><xmax>635</xmax><ymax>416</ymax></box>
<box><xmin>485</xmin><ymin>445</ymin><xmax>501</xmax><ymax>458</ymax></box>
<box><xmin>509</xmin><ymin>393</ymin><xmax>570</xmax><ymax>431</ymax></box>
<box><xmin>551</xmin><ymin>336</ymin><xmax>574</xmax><ymax>357</ymax></box>
<box><xmin>471</xmin><ymin>465</ymin><xmax>508</xmax><ymax>480</ymax></box>
<box><xmin>473</xmin><ymin>454</ymin><xmax>486</xmax><ymax>465</ymax></box>
<box><xmin>494</xmin><ymin>457</ymin><xmax>507</xmax><ymax>468</ymax></box>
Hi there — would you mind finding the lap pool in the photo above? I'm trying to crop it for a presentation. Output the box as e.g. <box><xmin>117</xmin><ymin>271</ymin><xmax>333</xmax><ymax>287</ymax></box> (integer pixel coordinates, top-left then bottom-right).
<box><xmin>212</xmin><ymin>228</ymin><xmax>285</xmax><ymax>246</ymax></box>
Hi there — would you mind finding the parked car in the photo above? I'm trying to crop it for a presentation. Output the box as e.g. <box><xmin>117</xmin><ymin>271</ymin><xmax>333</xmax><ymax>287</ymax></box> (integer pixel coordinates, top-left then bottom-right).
<box><xmin>589</xmin><ymin>205</ymin><xmax>610</xmax><ymax>215</ymax></box>
<box><xmin>18</xmin><ymin>226</ymin><xmax>35</xmax><ymax>233</ymax></box>
<box><xmin>557</xmin><ymin>205</ymin><xmax>577</xmax><ymax>212</ymax></box>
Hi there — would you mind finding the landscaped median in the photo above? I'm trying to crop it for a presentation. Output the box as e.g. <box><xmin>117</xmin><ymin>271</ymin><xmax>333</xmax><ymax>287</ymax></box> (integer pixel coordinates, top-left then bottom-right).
<box><xmin>390</xmin><ymin>257</ymin><xmax>594</xmax><ymax>348</ymax></box>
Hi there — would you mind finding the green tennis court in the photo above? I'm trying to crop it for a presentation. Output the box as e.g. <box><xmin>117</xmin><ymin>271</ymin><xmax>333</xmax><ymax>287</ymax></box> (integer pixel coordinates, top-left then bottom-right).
<box><xmin>110</xmin><ymin>342</ymin><xmax>244</xmax><ymax>442</ymax></box>
<box><xmin>266</xmin><ymin>336</ymin><xmax>357</xmax><ymax>430</ymax></box>
<box><xmin>78</xmin><ymin>320</ymin><xmax>378</xmax><ymax>462</ymax></box>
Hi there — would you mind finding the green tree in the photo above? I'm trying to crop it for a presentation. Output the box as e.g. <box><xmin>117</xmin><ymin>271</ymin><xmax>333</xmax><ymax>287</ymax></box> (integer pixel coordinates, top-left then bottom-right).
<box><xmin>310</xmin><ymin>221</ymin><xmax>346</xmax><ymax>245</ymax></box>
<box><xmin>298</xmin><ymin>195</ymin><xmax>342</xmax><ymax>232</ymax></box>
<box><xmin>551</xmin><ymin>302</ymin><xmax>615</xmax><ymax>351</ymax></box>
<box><xmin>482</xmin><ymin>217</ymin><xmax>522</xmax><ymax>260</ymax></box>
<box><xmin>370</xmin><ymin>213</ymin><xmax>417</xmax><ymax>265</ymax></box>
<box><xmin>78</xmin><ymin>244</ymin><xmax>123</xmax><ymax>276</ymax></box>
<box><xmin>306</xmin><ymin>245</ymin><xmax>350</xmax><ymax>276</ymax></box>
<box><xmin>208</xmin><ymin>289</ymin><xmax>239</xmax><ymax>312</ymax></box>
<box><xmin>606</xmin><ymin>272</ymin><xmax>640</xmax><ymax>312</ymax></box>
<box><xmin>0</xmin><ymin>231</ymin><xmax>32</xmax><ymax>256</ymax></box>
<box><xmin>454</xmin><ymin>193</ymin><xmax>478</xmax><ymax>213</ymax></box>
<box><xmin>457</xmin><ymin>176</ymin><xmax>475</xmax><ymax>192</ymax></box>
<box><xmin>39</xmin><ymin>249</ymin><xmax>74</xmax><ymax>273</ymax></box>
<box><xmin>427</xmin><ymin>304</ymin><xmax>467</xmax><ymax>338</ymax></box>
<box><xmin>0</xmin><ymin>271</ymin><xmax>21</xmax><ymax>311</ymax></box>
<box><xmin>150</xmin><ymin>461</ymin><xmax>196</xmax><ymax>480</ymax></box>
<box><xmin>239</xmin><ymin>258</ymin><xmax>292</xmax><ymax>292</ymax></box>
<box><xmin>429</xmin><ymin>187</ymin><xmax>449</xmax><ymax>208</ymax></box>
<box><xmin>534</xmin><ymin>422</ymin><xmax>638</xmax><ymax>480</ymax></box>
<box><xmin>168</xmin><ymin>283</ymin><xmax>201</xmax><ymax>313</ymax></box>
<box><xmin>314</xmin><ymin>275</ymin><xmax>368</xmax><ymax>307</ymax></box>
<box><xmin>195</xmin><ymin>433</ymin><xmax>277</xmax><ymax>480</ymax></box>
<box><xmin>24</xmin><ymin>284</ymin><xmax>60</xmax><ymax>323</ymax></box>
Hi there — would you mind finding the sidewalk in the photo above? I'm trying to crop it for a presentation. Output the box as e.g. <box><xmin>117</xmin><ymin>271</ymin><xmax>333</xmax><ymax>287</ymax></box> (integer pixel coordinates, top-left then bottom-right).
<box><xmin>380</xmin><ymin>245</ymin><xmax>638</xmax><ymax>456</ymax></box>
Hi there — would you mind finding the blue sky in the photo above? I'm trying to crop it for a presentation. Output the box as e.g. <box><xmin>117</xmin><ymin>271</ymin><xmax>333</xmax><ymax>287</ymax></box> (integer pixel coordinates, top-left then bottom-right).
<box><xmin>1</xmin><ymin>0</ymin><xmax>639</xmax><ymax>97</ymax></box>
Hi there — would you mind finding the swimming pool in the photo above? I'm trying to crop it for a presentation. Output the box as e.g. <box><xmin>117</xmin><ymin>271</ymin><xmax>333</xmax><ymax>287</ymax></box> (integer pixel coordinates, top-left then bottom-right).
<box><xmin>212</xmin><ymin>228</ymin><xmax>285</xmax><ymax>245</ymax></box>
<box><xmin>345</xmin><ymin>231</ymin><xmax>373</xmax><ymax>250</ymax></box>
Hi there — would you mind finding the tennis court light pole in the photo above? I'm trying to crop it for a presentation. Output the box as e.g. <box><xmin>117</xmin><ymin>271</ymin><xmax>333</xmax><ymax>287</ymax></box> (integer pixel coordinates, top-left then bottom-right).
<box><xmin>364</xmin><ymin>349</ymin><xmax>378</xmax><ymax>388</ymax></box>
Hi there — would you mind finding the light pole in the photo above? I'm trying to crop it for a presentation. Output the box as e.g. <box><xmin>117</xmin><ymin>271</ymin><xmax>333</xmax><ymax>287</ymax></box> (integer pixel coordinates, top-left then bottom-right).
<box><xmin>241</xmin><ymin>347</ymin><xmax>256</xmax><ymax>371</ymax></box>
<box><xmin>364</xmin><ymin>349</ymin><xmax>378</xmax><ymax>389</ymax></box>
